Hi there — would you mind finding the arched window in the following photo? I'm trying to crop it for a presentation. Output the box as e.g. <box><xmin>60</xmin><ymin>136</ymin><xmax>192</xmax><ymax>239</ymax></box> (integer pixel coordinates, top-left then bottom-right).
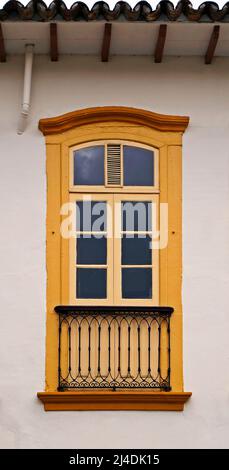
<box><xmin>68</xmin><ymin>140</ymin><xmax>159</xmax><ymax>306</ymax></box>
<box><xmin>37</xmin><ymin>107</ymin><xmax>191</xmax><ymax>411</ymax></box>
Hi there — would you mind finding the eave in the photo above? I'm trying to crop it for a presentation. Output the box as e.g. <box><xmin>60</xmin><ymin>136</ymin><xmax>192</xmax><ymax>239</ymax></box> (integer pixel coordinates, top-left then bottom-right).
<box><xmin>0</xmin><ymin>19</ymin><xmax>229</xmax><ymax>61</ymax></box>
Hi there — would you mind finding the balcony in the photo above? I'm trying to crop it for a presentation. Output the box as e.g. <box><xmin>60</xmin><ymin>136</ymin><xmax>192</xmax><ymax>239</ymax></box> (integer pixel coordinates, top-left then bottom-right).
<box><xmin>55</xmin><ymin>306</ymin><xmax>173</xmax><ymax>392</ymax></box>
<box><xmin>38</xmin><ymin>305</ymin><xmax>192</xmax><ymax>410</ymax></box>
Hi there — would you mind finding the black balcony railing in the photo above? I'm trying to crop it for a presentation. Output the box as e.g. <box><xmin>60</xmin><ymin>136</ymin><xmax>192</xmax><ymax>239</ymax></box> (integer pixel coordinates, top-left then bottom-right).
<box><xmin>55</xmin><ymin>306</ymin><xmax>173</xmax><ymax>391</ymax></box>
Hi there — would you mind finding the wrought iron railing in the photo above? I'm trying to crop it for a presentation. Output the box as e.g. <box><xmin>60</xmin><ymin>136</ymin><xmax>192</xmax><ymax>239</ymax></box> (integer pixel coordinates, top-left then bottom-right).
<box><xmin>55</xmin><ymin>306</ymin><xmax>173</xmax><ymax>391</ymax></box>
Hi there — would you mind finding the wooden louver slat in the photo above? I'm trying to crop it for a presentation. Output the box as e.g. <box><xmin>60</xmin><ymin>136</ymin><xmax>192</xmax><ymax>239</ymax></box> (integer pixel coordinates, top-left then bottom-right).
<box><xmin>106</xmin><ymin>144</ymin><xmax>121</xmax><ymax>186</ymax></box>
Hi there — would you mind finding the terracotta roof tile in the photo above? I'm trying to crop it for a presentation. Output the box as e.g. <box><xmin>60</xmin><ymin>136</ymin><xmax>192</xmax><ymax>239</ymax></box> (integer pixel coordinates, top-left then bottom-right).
<box><xmin>0</xmin><ymin>1</ymin><xmax>229</xmax><ymax>23</ymax></box>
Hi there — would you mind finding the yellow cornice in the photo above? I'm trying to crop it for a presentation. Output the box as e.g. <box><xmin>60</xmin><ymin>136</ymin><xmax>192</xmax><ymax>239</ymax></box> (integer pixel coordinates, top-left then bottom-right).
<box><xmin>39</xmin><ymin>106</ymin><xmax>190</xmax><ymax>136</ymax></box>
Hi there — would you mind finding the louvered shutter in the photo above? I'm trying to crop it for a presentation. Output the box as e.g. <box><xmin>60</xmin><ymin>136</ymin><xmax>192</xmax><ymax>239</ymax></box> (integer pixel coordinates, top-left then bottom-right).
<box><xmin>106</xmin><ymin>144</ymin><xmax>122</xmax><ymax>187</ymax></box>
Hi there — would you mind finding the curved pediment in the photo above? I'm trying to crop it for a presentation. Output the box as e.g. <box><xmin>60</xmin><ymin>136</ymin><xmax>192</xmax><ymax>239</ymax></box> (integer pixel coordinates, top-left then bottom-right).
<box><xmin>39</xmin><ymin>106</ymin><xmax>189</xmax><ymax>136</ymax></box>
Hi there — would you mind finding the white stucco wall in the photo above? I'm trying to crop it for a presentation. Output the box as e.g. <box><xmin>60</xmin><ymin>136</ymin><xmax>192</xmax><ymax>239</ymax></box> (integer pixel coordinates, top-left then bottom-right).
<box><xmin>0</xmin><ymin>55</ymin><xmax>229</xmax><ymax>449</ymax></box>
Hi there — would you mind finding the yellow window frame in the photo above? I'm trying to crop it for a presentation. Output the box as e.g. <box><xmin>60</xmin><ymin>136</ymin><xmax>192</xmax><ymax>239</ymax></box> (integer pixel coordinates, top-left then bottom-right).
<box><xmin>37</xmin><ymin>106</ymin><xmax>192</xmax><ymax>411</ymax></box>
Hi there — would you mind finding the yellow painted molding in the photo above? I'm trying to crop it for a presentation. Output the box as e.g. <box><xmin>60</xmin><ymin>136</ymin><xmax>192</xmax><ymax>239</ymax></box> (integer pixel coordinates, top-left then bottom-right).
<box><xmin>39</xmin><ymin>106</ymin><xmax>189</xmax><ymax>136</ymax></box>
<box><xmin>44</xmin><ymin>124</ymin><xmax>182</xmax><ymax>146</ymax></box>
<box><xmin>37</xmin><ymin>391</ymin><xmax>192</xmax><ymax>411</ymax></box>
<box><xmin>45</xmin><ymin>144</ymin><xmax>61</xmax><ymax>391</ymax></box>
<box><xmin>42</xmin><ymin>107</ymin><xmax>190</xmax><ymax>404</ymax></box>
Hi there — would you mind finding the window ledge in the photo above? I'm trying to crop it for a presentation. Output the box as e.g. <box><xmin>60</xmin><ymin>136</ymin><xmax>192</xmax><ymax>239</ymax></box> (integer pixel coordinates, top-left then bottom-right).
<box><xmin>37</xmin><ymin>391</ymin><xmax>192</xmax><ymax>411</ymax></box>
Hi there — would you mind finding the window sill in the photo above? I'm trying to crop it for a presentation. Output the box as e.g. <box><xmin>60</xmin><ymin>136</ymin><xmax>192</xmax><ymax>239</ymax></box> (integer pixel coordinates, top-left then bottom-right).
<box><xmin>37</xmin><ymin>391</ymin><xmax>192</xmax><ymax>411</ymax></box>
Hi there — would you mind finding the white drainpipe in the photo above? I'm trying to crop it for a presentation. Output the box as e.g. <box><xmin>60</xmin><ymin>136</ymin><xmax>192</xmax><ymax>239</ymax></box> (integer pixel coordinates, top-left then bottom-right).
<box><xmin>17</xmin><ymin>44</ymin><xmax>34</xmax><ymax>135</ymax></box>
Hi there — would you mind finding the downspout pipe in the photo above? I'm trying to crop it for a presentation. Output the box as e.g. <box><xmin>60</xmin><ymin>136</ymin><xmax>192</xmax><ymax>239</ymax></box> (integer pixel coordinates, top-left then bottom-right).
<box><xmin>17</xmin><ymin>44</ymin><xmax>34</xmax><ymax>135</ymax></box>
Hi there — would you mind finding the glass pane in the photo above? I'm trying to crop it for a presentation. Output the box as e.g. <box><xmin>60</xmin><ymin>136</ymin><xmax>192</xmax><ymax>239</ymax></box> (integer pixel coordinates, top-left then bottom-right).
<box><xmin>77</xmin><ymin>268</ymin><xmax>107</xmax><ymax>299</ymax></box>
<box><xmin>122</xmin><ymin>201</ymin><xmax>152</xmax><ymax>232</ymax></box>
<box><xmin>74</xmin><ymin>146</ymin><xmax>104</xmax><ymax>185</ymax></box>
<box><xmin>122</xmin><ymin>235</ymin><xmax>152</xmax><ymax>265</ymax></box>
<box><xmin>123</xmin><ymin>146</ymin><xmax>154</xmax><ymax>186</ymax></box>
<box><xmin>122</xmin><ymin>268</ymin><xmax>152</xmax><ymax>299</ymax></box>
<box><xmin>76</xmin><ymin>201</ymin><xmax>107</xmax><ymax>232</ymax></box>
<box><xmin>76</xmin><ymin>235</ymin><xmax>107</xmax><ymax>265</ymax></box>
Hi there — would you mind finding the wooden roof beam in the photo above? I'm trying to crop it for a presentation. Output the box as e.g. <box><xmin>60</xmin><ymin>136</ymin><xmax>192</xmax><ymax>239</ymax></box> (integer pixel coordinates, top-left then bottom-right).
<box><xmin>205</xmin><ymin>25</ymin><xmax>220</xmax><ymax>64</ymax></box>
<box><xmin>0</xmin><ymin>24</ymin><xmax>6</xmax><ymax>63</ymax></box>
<box><xmin>154</xmin><ymin>25</ymin><xmax>167</xmax><ymax>64</ymax></box>
<box><xmin>50</xmin><ymin>23</ymin><xmax>58</xmax><ymax>62</ymax></box>
<box><xmin>101</xmin><ymin>23</ymin><xmax>112</xmax><ymax>62</ymax></box>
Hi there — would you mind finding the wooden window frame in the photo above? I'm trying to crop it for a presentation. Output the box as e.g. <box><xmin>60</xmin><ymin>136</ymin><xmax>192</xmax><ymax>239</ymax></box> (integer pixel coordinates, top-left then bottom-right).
<box><xmin>69</xmin><ymin>193</ymin><xmax>114</xmax><ymax>306</ymax></box>
<box><xmin>37</xmin><ymin>106</ymin><xmax>192</xmax><ymax>411</ymax></box>
<box><xmin>69</xmin><ymin>140</ymin><xmax>159</xmax><ymax>193</ymax></box>
<box><xmin>68</xmin><ymin>193</ymin><xmax>159</xmax><ymax>306</ymax></box>
<box><xmin>113</xmin><ymin>193</ymin><xmax>159</xmax><ymax>306</ymax></box>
